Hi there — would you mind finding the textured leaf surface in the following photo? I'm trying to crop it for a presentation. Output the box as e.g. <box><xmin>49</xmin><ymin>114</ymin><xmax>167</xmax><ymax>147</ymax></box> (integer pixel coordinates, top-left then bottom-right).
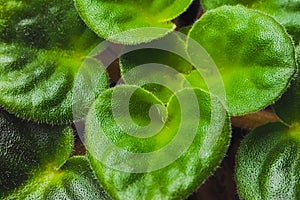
<box><xmin>119</xmin><ymin>33</ymin><xmax>193</xmax><ymax>103</ymax></box>
<box><xmin>201</xmin><ymin>0</ymin><xmax>300</xmax><ymax>43</ymax></box>
<box><xmin>0</xmin><ymin>108</ymin><xmax>72</xmax><ymax>198</ymax></box>
<box><xmin>0</xmin><ymin>0</ymin><xmax>109</xmax><ymax>124</ymax></box>
<box><xmin>187</xmin><ymin>5</ymin><xmax>296</xmax><ymax>116</ymax></box>
<box><xmin>74</xmin><ymin>0</ymin><xmax>194</xmax><ymax>44</ymax></box>
<box><xmin>236</xmin><ymin>122</ymin><xmax>300</xmax><ymax>199</ymax></box>
<box><xmin>86</xmin><ymin>85</ymin><xmax>231</xmax><ymax>199</ymax></box>
<box><xmin>35</xmin><ymin>157</ymin><xmax>111</xmax><ymax>200</ymax></box>
<box><xmin>0</xmin><ymin>109</ymin><xmax>110</xmax><ymax>199</ymax></box>
<box><xmin>274</xmin><ymin>46</ymin><xmax>300</xmax><ymax>125</ymax></box>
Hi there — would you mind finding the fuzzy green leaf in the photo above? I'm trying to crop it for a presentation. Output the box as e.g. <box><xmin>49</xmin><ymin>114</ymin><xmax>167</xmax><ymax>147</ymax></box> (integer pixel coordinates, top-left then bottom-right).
<box><xmin>274</xmin><ymin>46</ymin><xmax>300</xmax><ymax>125</ymax></box>
<box><xmin>0</xmin><ymin>0</ymin><xmax>109</xmax><ymax>124</ymax></box>
<box><xmin>187</xmin><ymin>5</ymin><xmax>296</xmax><ymax>116</ymax></box>
<box><xmin>201</xmin><ymin>0</ymin><xmax>300</xmax><ymax>43</ymax></box>
<box><xmin>236</xmin><ymin>122</ymin><xmax>300</xmax><ymax>199</ymax></box>
<box><xmin>119</xmin><ymin>33</ymin><xmax>193</xmax><ymax>103</ymax></box>
<box><xmin>0</xmin><ymin>108</ymin><xmax>72</xmax><ymax>198</ymax></box>
<box><xmin>86</xmin><ymin>85</ymin><xmax>231</xmax><ymax>199</ymax></box>
<box><xmin>0</xmin><ymin>109</ymin><xmax>110</xmax><ymax>199</ymax></box>
<box><xmin>37</xmin><ymin>157</ymin><xmax>111</xmax><ymax>200</ymax></box>
<box><xmin>74</xmin><ymin>0</ymin><xmax>194</xmax><ymax>44</ymax></box>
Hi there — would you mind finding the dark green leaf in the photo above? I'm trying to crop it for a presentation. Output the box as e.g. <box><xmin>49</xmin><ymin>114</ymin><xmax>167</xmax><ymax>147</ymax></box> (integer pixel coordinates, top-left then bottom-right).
<box><xmin>0</xmin><ymin>108</ymin><xmax>110</xmax><ymax>199</ymax></box>
<box><xmin>0</xmin><ymin>108</ymin><xmax>73</xmax><ymax>198</ymax></box>
<box><xmin>40</xmin><ymin>157</ymin><xmax>111</xmax><ymax>200</ymax></box>
<box><xmin>0</xmin><ymin>0</ymin><xmax>109</xmax><ymax>124</ymax></box>
<box><xmin>274</xmin><ymin>46</ymin><xmax>300</xmax><ymax>125</ymax></box>
<box><xmin>236</xmin><ymin>122</ymin><xmax>300</xmax><ymax>199</ymax></box>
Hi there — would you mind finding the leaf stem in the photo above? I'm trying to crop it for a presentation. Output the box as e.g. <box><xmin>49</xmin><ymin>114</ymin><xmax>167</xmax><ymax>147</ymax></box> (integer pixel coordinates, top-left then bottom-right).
<box><xmin>231</xmin><ymin>110</ymin><xmax>280</xmax><ymax>130</ymax></box>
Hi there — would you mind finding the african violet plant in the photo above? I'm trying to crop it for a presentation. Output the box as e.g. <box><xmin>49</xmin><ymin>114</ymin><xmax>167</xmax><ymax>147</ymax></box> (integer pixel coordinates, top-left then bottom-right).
<box><xmin>0</xmin><ymin>0</ymin><xmax>299</xmax><ymax>200</ymax></box>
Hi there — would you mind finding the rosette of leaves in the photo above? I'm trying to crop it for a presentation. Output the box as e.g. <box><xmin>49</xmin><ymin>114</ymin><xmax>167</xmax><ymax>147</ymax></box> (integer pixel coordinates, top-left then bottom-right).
<box><xmin>0</xmin><ymin>108</ymin><xmax>110</xmax><ymax>199</ymax></box>
<box><xmin>186</xmin><ymin>5</ymin><xmax>296</xmax><ymax>116</ymax></box>
<box><xmin>235</xmin><ymin>46</ymin><xmax>300</xmax><ymax>199</ymax></box>
<box><xmin>74</xmin><ymin>0</ymin><xmax>194</xmax><ymax>44</ymax></box>
<box><xmin>0</xmin><ymin>0</ymin><xmax>109</xmax><ymax>124</ymax></box>
<box><xmin>85</xmin><ymin>85</ymin><xmax>231</xmax><ymax>199</ymax></box>
<box><xmin>201</xmin><ymin>0</ymin><xmax>300</xmax><ymax>43</ymax></box>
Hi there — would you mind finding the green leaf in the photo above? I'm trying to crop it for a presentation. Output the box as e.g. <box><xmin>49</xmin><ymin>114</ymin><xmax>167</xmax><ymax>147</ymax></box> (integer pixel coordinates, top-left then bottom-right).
<box><xmin>183</xmin><ymin>70</ymin><xmax>208</xmax><ymax>91</ymax></box>
<box><xmin>274</xmin><ymin>46</ymin><xmax>300</xmax><ymax>125</ymax></box>
<box><xmin>0</xmin><ymin>108</ymin><xmax>110</xmax><ymax>199</ymax></box>
<box><xmin>86</xmin><ymin>85</ymin><xmax>231</xmax><ymax>199</ymax></box>
<box><xmin>120</xmin><ymin>34</ymin><xmax>193</xmax><ymax>75</ymax></box>
<box><xmin>0</xmin><ymin>0</ymin><xmax>109</xmax><ymax>124</ymax></box>
<box><xmin>201</xmin><ymin>0</ymin><xmax>300</xmax><ymax>43</ymax></box>
<box><xmin>0</xmin><ymin>108</ymin><xmax>72</xmax><ymax>197</ymax></box>
<box><xmin>119</xmin><ymin>33</ymin><xmax>193</xmax><ymax>103</ymax></box>
<box><xmin>236</xmin><ymin>122</ymin><xmax>300</xmax><ymax>199</ymax></box>
<box><xmin>74</xmin><ymin>0</ymin><xmax>194</xmax><ymax>44</ymax></box>
<box><xmin>187</xmin><ymin>5</ymin><xmax>297</xmax><ymax>116</ymax></box>
<box><xmin>5</xmin><ymin>157</ymin><xmax>112</xmax><ymax>200</ymax></box>
<box><xmin>178</xmin><ymin>26</ymin><xmax>193</xmax><ymax>36</ymax></box>
<box><xmin>37</xmin><ymin>157</ymin><xmax>111</xmax><ymax>200</ymax></box>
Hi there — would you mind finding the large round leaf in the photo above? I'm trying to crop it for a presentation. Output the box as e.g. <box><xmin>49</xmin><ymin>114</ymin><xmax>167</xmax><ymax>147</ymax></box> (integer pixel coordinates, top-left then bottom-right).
<box><xmin>74</xmin><ymin>0</ymin><xmax>194</xmax><ymax>44</ymax></box>
<box><xmin>187</xmin><ymin>5</ymin><xmax>296</xmax><ymax>116</ymax></box>
<box><xmin>0</xmin><ymin>108</ymin><xmax>110</xmax><ymax>199</ymax></box>
<box><xmin>0</xmin><ymin>0</ymin><xmax>109</xmax><ymax>124</ymax></box>
<box><xmin>86</xmin><ymin>85</ymin><xmax>231</xmax><ymax>199</ymax></box>
<box><xmin>201</xmin><ymin>0</ymin><xmax>300</xmax><ymax>43</ymax></box>
<box><xmin>236</xmin><ymin>122</ymin><xmax>300</xmax><ymax>199</ymax></box>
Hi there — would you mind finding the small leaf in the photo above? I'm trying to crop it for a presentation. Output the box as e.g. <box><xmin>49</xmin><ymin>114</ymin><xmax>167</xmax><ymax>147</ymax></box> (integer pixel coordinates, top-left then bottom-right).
<box><xmin>236</xmin><ymin>122</ymin><xmax>300</xmax><ymax>199</ymax></box>
<box><xmin>120</xmin><ymin>33</ymin><xmax>193</xmax><ymax>75</ymax></box>
<box><xmin>201</xmin><ymin>0</ymin><xmax>300</xmax><ymax>43</ymax></box>
<box><xmin>274</xmin><ymin>46</ymin><xmax>300</xmax><ymax>125</ymax></box>
<box><xmin>0</xmin><ymin>109</ymin><xmax>110</xmax><ymax>199</ymax></box>
<box><xmin>0</xmin><ymin>0</ymin><xmax>109</xmax><ymax>124</ymax></box>
<box><xmin>119</xmin><ymin>33</ymin><xmax>193</xmax><ymax>103</ymax></box>
<box><xmin>74</xmin><ymin>0</ymin><xmax>194</xmax><ymax>44</ymax></box>
<box><xmin>187</xmin><ymin>5</ymin><xmax>297</xmax><ymax>116</ymax></box>
<box><xmin>86</xmin><ymin>85</ymin><xmax>231</xmax><ymax>199</ymax></box>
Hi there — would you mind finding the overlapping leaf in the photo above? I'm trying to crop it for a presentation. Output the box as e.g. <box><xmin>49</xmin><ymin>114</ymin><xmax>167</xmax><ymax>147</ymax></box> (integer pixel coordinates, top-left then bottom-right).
<box><xmin>74</xmin><ymin>0</ymin><xmax>194</xmax><ymax>44</ymax></box>
<box><xmin>0</xmin><ymin>108</ymin><xmax>73</xmax><ymax>197</ymax></box>
<box><xmin>187</xmin><ymin>5</ymin><xmax>296</xmax><ymax>116</ymax></box>
<box><xmin>86</xmin><ymin>85</ymin><xmax>231</xmax><ymax>199</ymax></box>
<box><xmin>0</xmin><ymin>0</ymin><xmax>109</xmax><ymax>124</ymax></box>
<box><xmin>236</xmin><ymin>46</ymin><xmax>300</xmax><ymax>199</ymax></box>
<box><xmin>201</xmin><ymin>0</ymin><xmax>300</xmax><ymax>43</ymax></box>
<box><xmin>0</xmin><ymin>108</ymin><xmax>110</xmax><ymax>199</ymax></box>
<box><xmin>119</xmin><ymin>33</ymin><xmax>193</xmax><ymax>103</ymax></box>
<box><xmin>236</xmin><ymin>122</ymin><xmax>300</xmax><ymax>199</ymax></box>
<box><xmin>274</xmin><ymin>46</ymin><xmax>300</xmax><ymax>125</ymax></box>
